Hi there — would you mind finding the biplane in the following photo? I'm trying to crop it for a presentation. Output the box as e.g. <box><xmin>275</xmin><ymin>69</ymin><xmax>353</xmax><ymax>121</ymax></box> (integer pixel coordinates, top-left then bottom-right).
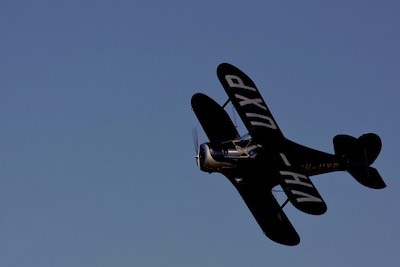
<box><xmin>191</xmin><ymin>63</ymin><xmax>386</xmax><ymax>246</ymax></box>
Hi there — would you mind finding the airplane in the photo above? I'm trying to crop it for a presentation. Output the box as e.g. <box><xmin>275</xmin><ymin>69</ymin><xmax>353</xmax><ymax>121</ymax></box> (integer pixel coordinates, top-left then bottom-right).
<box><xmin>191</xmin><ymin>63</ymin><xmax>386</xmax><ymax>246</ymax></box>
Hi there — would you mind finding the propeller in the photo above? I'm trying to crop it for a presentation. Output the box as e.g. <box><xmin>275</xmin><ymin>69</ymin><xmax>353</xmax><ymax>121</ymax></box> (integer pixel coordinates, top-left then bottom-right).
<box><xmin>192</xmin><ymin>128</ymin><xmax>200</xmax><ymax>167</ymax></box>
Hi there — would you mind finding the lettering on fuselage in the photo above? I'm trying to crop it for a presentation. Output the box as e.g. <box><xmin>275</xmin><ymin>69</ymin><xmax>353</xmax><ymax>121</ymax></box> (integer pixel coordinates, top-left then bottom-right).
<box><xmin>302</xmin><ymin>163</ymin><xmax>340</xmax><ymax>173</ymax></box>
<box><xmin>278</xmin><ymin>153</ymin><xmax>323</xmax><ymax>204</ymax></box>
<box><xmin>225</xmin><ymin>75</ymin><xmax>278</xmax><ymax>130</ymax></box>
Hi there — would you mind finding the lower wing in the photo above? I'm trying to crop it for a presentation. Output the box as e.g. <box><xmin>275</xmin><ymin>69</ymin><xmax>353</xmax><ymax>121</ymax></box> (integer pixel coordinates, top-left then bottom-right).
<box><xmin>223</xmin><ymin>171</ymin><xmax>300</xmax><ymax>246</ymax></box>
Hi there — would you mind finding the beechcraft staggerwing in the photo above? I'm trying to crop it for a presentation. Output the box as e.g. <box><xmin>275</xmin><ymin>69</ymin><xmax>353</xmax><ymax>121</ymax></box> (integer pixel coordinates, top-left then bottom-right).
<box><xmin>191</xmin><ymin>63</ymin><xmax>386</xmax><ymax>246</ymax></box>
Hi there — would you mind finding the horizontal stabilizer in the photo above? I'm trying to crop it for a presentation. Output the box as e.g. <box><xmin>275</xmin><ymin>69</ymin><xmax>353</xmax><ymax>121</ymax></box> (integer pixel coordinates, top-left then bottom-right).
<box><xmin>348</xmin><ymin>166</ymin><xmax>386</xmax><ymax>189</ymax></box>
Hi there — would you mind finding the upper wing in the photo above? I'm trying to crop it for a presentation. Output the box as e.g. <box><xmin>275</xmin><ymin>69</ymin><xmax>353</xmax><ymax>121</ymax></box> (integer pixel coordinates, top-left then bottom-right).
<box><xmin>217</xmin><ymin>63</ymin><xmax>284</xmax><ymax>146</ymax></box>
<box><xmin>277</xmin><ymin>153</ymin><xmax>327</xmax><ymax>215</ymax></box>
<box><xmin>223</xmin><ymin>171</ymin><xmax>300</xmax><ymax>246</ymax></box>
<box><xmin>191</xmin><ymin>93</ymin><xmax>239</xmax><ymax>144</ymax></box>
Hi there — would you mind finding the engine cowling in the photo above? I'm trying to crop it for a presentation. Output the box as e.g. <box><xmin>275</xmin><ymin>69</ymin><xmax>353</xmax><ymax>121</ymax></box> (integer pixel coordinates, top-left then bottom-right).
<box><xmin>197</xmin><ymin>143</ymin><xmax>234</xmax><ymax>172</ymax></box>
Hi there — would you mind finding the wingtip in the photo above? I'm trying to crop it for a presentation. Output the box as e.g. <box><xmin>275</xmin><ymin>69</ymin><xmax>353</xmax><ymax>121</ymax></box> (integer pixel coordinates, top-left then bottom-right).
<box><xmin>264</xmin><ymin>232</ymin><xmax>300</xmax><ymax>246</ymax></box>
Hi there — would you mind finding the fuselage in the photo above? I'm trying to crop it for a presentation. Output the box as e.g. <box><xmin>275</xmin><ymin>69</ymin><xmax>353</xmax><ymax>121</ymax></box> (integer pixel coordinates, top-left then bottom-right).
<box><xmin>197</xmin><ymin>137</ymin><xmax>345</xmax><ymax>177</ymax></box>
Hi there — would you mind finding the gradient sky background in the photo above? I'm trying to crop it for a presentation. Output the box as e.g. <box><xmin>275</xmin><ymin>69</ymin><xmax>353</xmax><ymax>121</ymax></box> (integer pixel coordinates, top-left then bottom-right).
<box><xmin>1</xmin><ymin>1</ymin><xmax>399</xmax><ymax>266</ymax></box>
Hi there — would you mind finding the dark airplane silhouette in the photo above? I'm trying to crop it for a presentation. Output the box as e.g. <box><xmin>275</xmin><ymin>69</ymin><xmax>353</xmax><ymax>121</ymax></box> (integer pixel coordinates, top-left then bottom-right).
<box><xmin>191</xmin><ymin>63</ymin><xmax>385</xmax><ymax>246</ymax></box>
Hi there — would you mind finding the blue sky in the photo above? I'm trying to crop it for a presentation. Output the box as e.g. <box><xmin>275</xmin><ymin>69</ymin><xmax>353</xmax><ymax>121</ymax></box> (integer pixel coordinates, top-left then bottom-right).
<box><xmin>1</xmin><ymin>1</ymin><xmax>399</xmax><ymax>266</ymax></box>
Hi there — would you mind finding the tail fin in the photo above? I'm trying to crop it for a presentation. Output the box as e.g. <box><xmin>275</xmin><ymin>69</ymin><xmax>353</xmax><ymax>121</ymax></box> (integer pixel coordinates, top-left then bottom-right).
<box><xmin>333</xmin><ymin>133</ymin><xmax>386</xmax><ymax>189</ymax></box>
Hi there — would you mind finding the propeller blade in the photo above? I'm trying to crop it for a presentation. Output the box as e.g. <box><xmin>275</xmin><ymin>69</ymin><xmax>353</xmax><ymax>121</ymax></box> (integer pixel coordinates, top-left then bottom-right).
<box><xmin>192</xmin><ymin>128</ymin><xmax>200</xmax><ymax>166</ymax></box>
<box><xmin>192</xmin><ymin>128</ymin><xmax>199</xmax><ymax>154</ymax></box>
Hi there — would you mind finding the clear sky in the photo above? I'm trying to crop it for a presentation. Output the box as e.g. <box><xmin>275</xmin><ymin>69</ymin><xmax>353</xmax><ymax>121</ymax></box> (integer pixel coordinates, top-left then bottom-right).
<box><xmin>1</xmin><ymin>1</ymin><xmax>399</xmax><ymax>266</ymax></box>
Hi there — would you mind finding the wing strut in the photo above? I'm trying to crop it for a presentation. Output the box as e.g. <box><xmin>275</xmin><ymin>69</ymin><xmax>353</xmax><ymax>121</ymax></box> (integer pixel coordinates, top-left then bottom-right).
<box><xmin>281</xmin><ymin>198</ymin><xmax>290</xmax><ymax>209</ymax></box>
<box><xmin>222</xmin><ymin>98</ymin><xmax>230</xmax><ymax>108</ymax></box>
